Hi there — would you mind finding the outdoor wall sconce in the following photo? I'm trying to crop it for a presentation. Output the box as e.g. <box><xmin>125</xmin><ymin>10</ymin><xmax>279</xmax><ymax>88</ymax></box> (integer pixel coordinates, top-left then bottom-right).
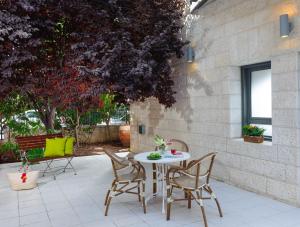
<box><xmin>280</xmin><ymin>14</ymin><xmax>293</xmax><ymax>38</ymax></box>
<box><xmin>186</xmin><ymin>46</ymin><xmax>195</xmax><ymax>63</ymax></box>
<box><xmin>138</xmin><ymin>124</ymin><xmax>145</xmax><ymax>135</ymax></box>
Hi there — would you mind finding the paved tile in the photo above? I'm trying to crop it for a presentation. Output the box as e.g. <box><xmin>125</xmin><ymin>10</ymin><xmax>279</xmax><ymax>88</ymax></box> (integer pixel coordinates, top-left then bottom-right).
<box><xmin>0</xmin><ymin>154</ymin><xmax>299</xmax><ymax>227</ymax></box>
<box><xmin>0</xmin><ymin>217</ymin><xmax>19</xmax><ymax>227</ymax></box>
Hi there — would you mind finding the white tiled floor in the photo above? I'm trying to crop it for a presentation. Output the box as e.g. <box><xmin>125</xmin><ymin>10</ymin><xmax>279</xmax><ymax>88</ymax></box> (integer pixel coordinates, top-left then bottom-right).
<box><xmin>0</xmin><ymin>154</ymin><xmax>300</xmax><ymax>227</ymax></box>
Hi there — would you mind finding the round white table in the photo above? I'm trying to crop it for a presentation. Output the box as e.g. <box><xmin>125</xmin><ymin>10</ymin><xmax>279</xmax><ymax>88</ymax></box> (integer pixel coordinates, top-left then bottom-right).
<box><xmin>134</xmin><ymin>151</ymin><xmax>190</xmax><ymax>213</ymax></box>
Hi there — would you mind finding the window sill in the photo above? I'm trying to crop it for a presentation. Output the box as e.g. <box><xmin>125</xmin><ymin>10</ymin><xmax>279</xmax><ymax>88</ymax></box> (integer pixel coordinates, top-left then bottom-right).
<box><xmin>231</xmin><ymin>138</ymin><xmax>272</xmax><ymax>146</ymax></box>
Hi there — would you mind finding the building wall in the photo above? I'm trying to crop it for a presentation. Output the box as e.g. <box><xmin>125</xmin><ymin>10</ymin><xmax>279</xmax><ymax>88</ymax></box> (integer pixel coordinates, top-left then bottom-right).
<box><xmin>78</xmin><ymin>125</ymin><xmax>120</xmax><ymax>144</ymax></box>
<box><xmin>130</xmin><ymin>0</ymin><xmax>300</xmax><ymax>206</ymax></box>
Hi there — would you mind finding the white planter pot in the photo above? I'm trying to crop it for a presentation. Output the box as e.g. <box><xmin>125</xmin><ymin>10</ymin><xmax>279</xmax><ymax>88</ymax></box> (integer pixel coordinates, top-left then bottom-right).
<box><xmin>7</xmin><ymin>171</ymin><xmax>39</xmax><ymax>191</ymax></box>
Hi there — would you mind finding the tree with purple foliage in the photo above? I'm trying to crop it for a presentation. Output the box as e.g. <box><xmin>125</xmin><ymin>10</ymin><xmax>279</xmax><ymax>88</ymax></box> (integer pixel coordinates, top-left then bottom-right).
<box><xmin>0</xmin><ymin>0</ymin><xmax>186</xmax><ymax>130</ymax></box>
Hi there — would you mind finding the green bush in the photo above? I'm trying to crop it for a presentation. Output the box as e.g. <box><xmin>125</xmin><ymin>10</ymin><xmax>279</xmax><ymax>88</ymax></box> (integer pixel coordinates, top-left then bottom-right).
<box><xmin>27</xmin><ymin>148</ymin><xmax>44</xmax><ymax>161</ymax></box>
<box><xmin>242</xmin><ymin>125</ymin><xmax>265</xmax><ymax>137</ymax></box>
<box><xmin>0</xmin><ymin>141</ymin><xmax>19</xmax><ymax>161</ymax></box>
<box><xmin>0</xmin><ymin>141</ymin><xmax>19</xmax><ymax>153</ymax></box>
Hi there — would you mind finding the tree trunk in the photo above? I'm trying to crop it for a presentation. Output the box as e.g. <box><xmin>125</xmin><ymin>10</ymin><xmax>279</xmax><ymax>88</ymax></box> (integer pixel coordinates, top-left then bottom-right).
<box><xmin>8</xmin><ymin>127</ymin><xmax>11</xmax><ymax>142</ymax></box>
<box><xmin>26</xmin><ymin>93</ymin><xmax>56</xmax><ymax>132</ymax></box>
<box><xmin>42</xmin><ymin>106</ymin><xmax>56</xmax><ymax>133</ymax></box>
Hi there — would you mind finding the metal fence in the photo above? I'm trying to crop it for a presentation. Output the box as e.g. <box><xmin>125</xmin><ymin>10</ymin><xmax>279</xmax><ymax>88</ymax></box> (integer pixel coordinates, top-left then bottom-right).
<box><xmin>80</xmin><ymin>106</ymin><xmax>129</xmax><ymax>126</ymax></box>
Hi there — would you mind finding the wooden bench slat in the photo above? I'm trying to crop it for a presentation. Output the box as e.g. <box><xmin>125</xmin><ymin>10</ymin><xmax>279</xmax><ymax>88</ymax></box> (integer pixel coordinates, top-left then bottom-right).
<box><xmin>16</xmin><ymin>133</ymin><xmax>63</xmax><ymax>152</ymax></box>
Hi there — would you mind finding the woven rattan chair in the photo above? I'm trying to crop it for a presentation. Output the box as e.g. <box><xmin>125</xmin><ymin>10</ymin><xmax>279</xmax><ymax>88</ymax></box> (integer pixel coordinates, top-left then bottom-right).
<box><xmin>104</xmin><ymin>150</ymin><xmax>146</xmax><ymax>216</ymax></box>
<box><xmin>152</xmin><ymin>139</ymin><xmax>189</xmax><ymax>194</ymax></box>
<box><xmin>166</xmin><ymin>152</ymin><xmax>223</xmax><ymax>227</ymax></box>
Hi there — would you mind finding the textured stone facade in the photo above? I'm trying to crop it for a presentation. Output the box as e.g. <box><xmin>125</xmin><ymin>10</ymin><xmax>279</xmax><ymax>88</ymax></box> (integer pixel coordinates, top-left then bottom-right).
<box><xmin>130</xmin><ymin>0</ymin><xmax>300</xmax><ymax>206</ymax></box>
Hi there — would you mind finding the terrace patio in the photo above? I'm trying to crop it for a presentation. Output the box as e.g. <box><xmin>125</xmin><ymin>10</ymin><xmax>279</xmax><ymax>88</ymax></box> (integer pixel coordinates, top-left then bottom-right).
<box><xmin>2</xmin><ymin>0</ymin><xmax>300</xmax><ymax>226</ymax></box>
<box><xmin>1</xmin><ymin>154</ymin><xmax>300</xmax><ymax>227</ymax></box>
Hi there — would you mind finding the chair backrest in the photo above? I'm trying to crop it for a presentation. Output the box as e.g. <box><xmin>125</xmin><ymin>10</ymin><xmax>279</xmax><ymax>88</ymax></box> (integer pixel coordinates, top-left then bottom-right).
<box><xmin>155</xmin><ymin>139</ymin><xmax>189</xmax><ymax>152</ymax></box>
<box><xmin>186</xmin><ymin>152</ymin><xmax>216</xmax><ymax>189</ymax></box>
<box><xmin>169</xmin><ymin>139</ymin><xmax>189</xmax><ymax>153</ymax></box>
<box><xmin>16</xmin><ymin>133</ymin><xmax>63</xmax><ymax>151</ymax></box>
<box><xmin>104</xmin><ymin>150</ymin><xmax>129</xmax><ymax>178</ymax></box>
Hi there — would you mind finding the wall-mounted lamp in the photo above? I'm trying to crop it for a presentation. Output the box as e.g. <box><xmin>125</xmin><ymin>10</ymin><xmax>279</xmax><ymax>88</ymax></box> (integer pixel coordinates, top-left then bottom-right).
<box><xmin>138</xmin><ymin>124</ymin><xmax>145</xmax><ymax>135</ymax></box>
<box><xmin>280</xmin><ymin>14</ymin><xmax>292</xmax><ymax>38</ymax></box>
<box><xmin>186</xmin><ymin>46</ymin><xmax>195</xmax><ymax>63</ymax></box>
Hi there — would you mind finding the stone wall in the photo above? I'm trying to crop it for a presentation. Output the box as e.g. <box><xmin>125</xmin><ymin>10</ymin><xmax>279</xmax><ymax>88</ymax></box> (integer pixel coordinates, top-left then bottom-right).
<box><xmin>130</xmin><ymin>0</ymin><xmax>300</xmax><ymax>206</ymax></box>
<box><xmin>78</xmin><ymin>125</ymin><xmax>120</xmax><ymax>144</ymax></box>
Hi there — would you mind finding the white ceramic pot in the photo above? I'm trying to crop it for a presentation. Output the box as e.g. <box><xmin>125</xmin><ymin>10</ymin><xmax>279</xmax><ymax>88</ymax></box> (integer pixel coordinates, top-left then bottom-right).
<box><xmin>7</xmin><ymin>171</ymin><xmax>39</xmax><ymax>191</ymax></box>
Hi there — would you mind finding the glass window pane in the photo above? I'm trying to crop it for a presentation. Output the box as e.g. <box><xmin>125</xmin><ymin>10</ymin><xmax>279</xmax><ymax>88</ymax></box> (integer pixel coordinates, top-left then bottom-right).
<box><xmin>251</xmin><ymin>69</ymin><xmax>272</xmax><ymax>118</ymax></box>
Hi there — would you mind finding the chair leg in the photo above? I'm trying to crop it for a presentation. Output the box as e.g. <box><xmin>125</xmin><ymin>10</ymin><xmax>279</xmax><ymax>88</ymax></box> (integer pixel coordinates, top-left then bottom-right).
<box><xmin>152</xmin><ymin>164</ymin><xmax>157</xmax><ymax>194</ymax></box>
<box><xmin>200</xmin><ymin>205</ymin><xmax>208</xmax><ymax>227</ymax></box>
<box><xmin>104</xmin><ymin>181</ymin><xmax>115</xmax><ymax>206</ymax></box>
<box><xmin>185</xmin><ymin>192</ymin><xmax>188</xmax><ymax>199</ymax></box>
<box><xmin>142</xmin><ymin>181</ymin><xmax>146</xmax><ymax>214</ymax></box>
<box><xmin>206</xmin><ymin>185</ymin><xmax>223</xmax><ymax>217</ymax></box>
<box><xmin>188</xmin><ymin>191</ymin><xmax>192</xmax><ymax>209</ymax></box>
<box><xmin>104</xmin><ymin>196</ymin><xmax>112</xmax><ymax>216</ymax></box>
<box><xmin>138</xmin><ymin>182</ymin><xmax>141</xmax><ymax>202</ymax></box>
<box><xmin>196</xmin><ymin>190</ymin><xmax>208</xmax><ymax>227</ymax></box>
<box><xmin>42</xmin><ymin>160</ymin><xmax>54</xmax><ymax>177</ymax></box>
<box><xmin>64</xmin><ymin>157</ymin><xmax>77</xmax><ymax>175</ymax></box>
<box><xmin>104</xmin><ymin>189</ymin><xmax>110</xmax><ymax>206</ymax></box>
<box><xmin>104</xmin><ymin>183</ymin><xmax>117</xmax><ymax>216</ymax></box>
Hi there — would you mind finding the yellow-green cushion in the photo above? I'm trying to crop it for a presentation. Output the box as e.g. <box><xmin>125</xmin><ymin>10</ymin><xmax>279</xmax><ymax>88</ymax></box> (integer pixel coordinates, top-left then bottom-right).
<box><xmin>65</xmin><ymin>137</ymin><xmax>75</xmax><ymax>155</ymax></box>
<box><xmin>44</xmin><ymin>138</ymin><xmax>66</xmax><ymax>158</ymax></box>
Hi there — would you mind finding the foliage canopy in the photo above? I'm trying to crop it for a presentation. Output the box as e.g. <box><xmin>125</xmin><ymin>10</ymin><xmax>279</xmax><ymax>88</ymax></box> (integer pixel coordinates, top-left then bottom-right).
<box><xmin>0</xmin><ymin>0</ymin><xmax>186</xmax><ymax>109</ymax></box>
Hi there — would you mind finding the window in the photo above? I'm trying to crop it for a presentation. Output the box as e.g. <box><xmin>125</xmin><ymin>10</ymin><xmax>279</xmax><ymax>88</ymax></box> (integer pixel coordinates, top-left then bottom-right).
<box><xmin>241</xmin><ymin>62</ymin><xmax>272</xmax><ymax>140</ymax></box>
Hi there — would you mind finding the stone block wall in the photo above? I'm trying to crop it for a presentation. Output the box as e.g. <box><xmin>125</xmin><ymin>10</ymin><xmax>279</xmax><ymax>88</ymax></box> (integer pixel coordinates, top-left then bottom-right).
<box><xmin>78</xmin><ymin>125</ymin><xmax>120</xmax><ymax>144</ymax></box>
<box><xmin>131</xmin><ymin>0</ymin><xmax>300</xmax><ymax>206</ymax></box>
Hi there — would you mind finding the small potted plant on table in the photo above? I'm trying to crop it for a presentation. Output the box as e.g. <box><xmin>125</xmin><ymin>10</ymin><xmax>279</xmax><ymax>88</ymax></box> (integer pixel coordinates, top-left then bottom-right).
<box><xmin>154</xmin><ymin>135</ymin><xmax>172</xmax><ymax>154</ymax></box>
<box><xmin>242</xmin><ymin>125</ymin><xmax>265</xmax><ymax>143</ymax></box>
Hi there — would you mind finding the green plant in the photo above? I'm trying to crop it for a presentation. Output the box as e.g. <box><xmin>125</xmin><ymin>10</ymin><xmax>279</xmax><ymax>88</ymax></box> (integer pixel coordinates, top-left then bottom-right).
<box><xmin>242</xmin><ymin>125</ymin><xmax>265</xmax><ymax>137</ymax></box>
<box><xmin>0</xmin><ymin>141</ymin><xmax>19</xmax><ymax>162</ymax></box>
<box><xmin>27</xmin><ymin>148</ymin><xmax>44</xmax><ymax>161</ymax></box>
<box><xmin>98</xmin><ymin>94</ymin><xmax>118</xmax><ymax>126</ymax></box>
<box><xmin>0</xmin><ymin>93</ymin><xmax>30</xmax><ymax>140</ymax></box>
<box><xmin>7</xmin><ymin>117</ymin><xmax>45</xmax><ymax>137</ymax></box>
<box><xmin>154</xmin><ymin>135</ymin><xmax>167</xmax><ymax>150</ymax></box>
<box><xmin>0</xmin><ymin>141</ymin><xmax>19</xmax><ymax>153</ymax></box>
<box><xmin>147</xmin><ymin>152</ymin><xmax>162</xmax><ymax>160</ymax></box>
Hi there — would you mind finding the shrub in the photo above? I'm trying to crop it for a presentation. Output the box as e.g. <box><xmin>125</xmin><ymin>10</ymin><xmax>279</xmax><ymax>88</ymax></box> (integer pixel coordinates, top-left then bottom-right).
<box><xmin>0</xmin><ymin>141</ymin><xmax>19</xmax><ymax>153</ymax></box>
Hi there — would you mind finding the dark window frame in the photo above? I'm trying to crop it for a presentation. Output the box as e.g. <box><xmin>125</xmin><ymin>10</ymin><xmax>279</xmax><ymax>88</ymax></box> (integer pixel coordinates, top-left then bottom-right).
<box><xmin>241</xmin><ymin>61</ymin><xmax>272</xmax><ymax>140</ymax></box>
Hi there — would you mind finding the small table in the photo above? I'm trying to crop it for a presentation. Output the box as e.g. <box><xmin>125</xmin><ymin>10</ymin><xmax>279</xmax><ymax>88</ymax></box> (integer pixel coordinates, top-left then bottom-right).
<box><xmin>134</xmin><ymin>151</ymin><xmax>190</xmax><ymax>213</ymax></box>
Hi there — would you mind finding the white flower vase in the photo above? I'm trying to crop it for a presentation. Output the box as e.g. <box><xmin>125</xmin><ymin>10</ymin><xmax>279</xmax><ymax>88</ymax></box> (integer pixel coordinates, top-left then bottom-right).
<box><xmin>7</xmin><ymin>171</ymin><xmax>39</xmax><ymax>191</ymax></box>
<box><xmin>159</xmin><ymin>146</ymin><xmax>167</xmax><ymax>155</ymax></box>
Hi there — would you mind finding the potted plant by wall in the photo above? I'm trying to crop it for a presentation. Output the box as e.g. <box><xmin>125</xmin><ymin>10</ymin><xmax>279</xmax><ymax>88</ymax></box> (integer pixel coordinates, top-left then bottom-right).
<box><xmin>118</xmin><ymin>105</ymin><xmax>130</xmax><ymax>147</ymax></box>
<box><xmin>242</xmin><ymin>125</ymin><xmax>265</xmax><ymax>143</ymax></box>
<box><xmin>0</xmin><ymin>141</ymin><xmax>18</xmax><ymax>163</ymax></box>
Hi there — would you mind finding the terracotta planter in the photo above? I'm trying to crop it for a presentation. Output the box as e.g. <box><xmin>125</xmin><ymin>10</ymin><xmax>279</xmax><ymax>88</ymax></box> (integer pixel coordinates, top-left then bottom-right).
<box><xmin>243</xmin><ymin>135</ymin><xmax>264</xmax><ymax>143</ymax></box>
<box><xmin>0</xmin><ymin>150</ymin><xmax>17</xmax><ymax>163</ymax></box>
<box><xmin>119</xmin><ymin>125</ymin><xmax>130</xmax><ymax>147</ymax></box>
<box><xmin>7</xmin><ymin>171</ymin><xmax>39</xmax><ymax>191</ymax></box>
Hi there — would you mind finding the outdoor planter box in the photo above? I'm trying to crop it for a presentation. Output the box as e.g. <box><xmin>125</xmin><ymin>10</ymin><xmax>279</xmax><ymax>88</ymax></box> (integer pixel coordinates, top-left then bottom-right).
<box><xmin>243</xmin><ymin>135</ymin><xmax>264</xmax><ymax>143</ymax></box>
<box><xmin>7</xmin><ymin>171</ymin><xmax>39</xmax><ymax>191</ymax></box>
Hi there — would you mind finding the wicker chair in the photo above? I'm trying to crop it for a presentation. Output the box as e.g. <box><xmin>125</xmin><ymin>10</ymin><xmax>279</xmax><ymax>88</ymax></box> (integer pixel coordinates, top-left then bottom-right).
<box><xmin>104</xmin><ymin>150</ymin><xmax>146</xmax><ymax>216</ymax></box>
<box><xmin>166</xmin><ymin>152</ymin><xmax>223</xmax><ymax>227</ymax></box>
<box><xmin>152</xmin><ymin>139</ymin><xmax>189</xmax><ymax>194</ymax></box>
